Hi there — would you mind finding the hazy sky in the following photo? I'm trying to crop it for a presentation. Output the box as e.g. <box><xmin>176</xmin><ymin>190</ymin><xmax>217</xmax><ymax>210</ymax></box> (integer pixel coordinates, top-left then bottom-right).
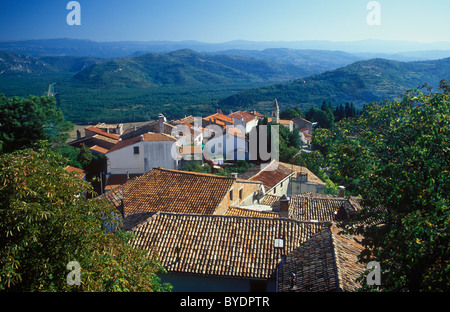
<box><xmin>1</xmin><ymin>0</ymin><xmax>449</xmax><ymax>43</ymax></box>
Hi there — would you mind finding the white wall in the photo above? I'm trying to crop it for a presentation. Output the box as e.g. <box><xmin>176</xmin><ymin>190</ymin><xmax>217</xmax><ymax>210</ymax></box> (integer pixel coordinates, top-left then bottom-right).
<box><xmin>107</xmin><ymin>140</ymin><xmax>177</xmax><ymax>175</ymax></box>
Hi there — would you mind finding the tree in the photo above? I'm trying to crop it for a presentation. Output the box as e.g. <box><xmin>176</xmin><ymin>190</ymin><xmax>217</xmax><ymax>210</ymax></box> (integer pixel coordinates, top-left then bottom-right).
<box><xmin>280</xmin><ymin>108</ymin><xmax>300</xmax><ymax>120</ymax></box>
<box><xmin>0</xmin><ymin>95</ymin><xmax>74</xmax><ymax>154</ymax></box>
<box><xmin>0</xmin><ymin>147</ymin><xmax>172</xmax><ymax>292</ymax></box>
<box><xmin>316</xmin><ymin>81</ymin><xmax>450</xmax><ymax>291</ymax></box>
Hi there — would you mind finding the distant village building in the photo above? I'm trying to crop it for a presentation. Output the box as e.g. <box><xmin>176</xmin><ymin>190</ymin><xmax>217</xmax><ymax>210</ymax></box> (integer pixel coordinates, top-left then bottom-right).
<box><xmin>238</xmin><ymin>160</ymin><xmax>326</xmax><ymax>197</ymax></box>
<box><xmin>268</xmin><ymin>99</ymin><xmax>294</xmax><ymax>131</ymax></box>
<box><xmin>106</xmin><ymin>132</ymin><xmax>179</xmax><ymax>177</ymax></box>
<box><xmin>69</xmin><ymin>125</ymin><xmax>120</xmax><ymax>155</ymax></box>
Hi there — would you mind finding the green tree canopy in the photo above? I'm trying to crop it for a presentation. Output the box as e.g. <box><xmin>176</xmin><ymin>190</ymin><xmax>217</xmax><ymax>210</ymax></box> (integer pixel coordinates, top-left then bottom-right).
<box><xmin>0</xmin><ymin>95</ymin><xmax>74</xmax><ymax>154</ymax></box>
<box><xmin>0</xmin><ymin>147</ymin><xmax>171</xmax><ymax>292</ymax></box>
<box><xmin>315</xmin><ymin>81</ymin><xmax>450</xmax><ymax>291</ymax></box>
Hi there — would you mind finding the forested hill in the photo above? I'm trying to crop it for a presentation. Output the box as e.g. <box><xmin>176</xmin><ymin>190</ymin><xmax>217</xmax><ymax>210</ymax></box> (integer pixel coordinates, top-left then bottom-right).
<box><xmin>71</xmin><ymin>49</ymin><xmax>320</xmax><ymax>88</ymax></box>
<box><xmin>218</xmin><ymin>57</ymin><xmax>450</xmax><ymax>111</ymax></box>
<box><xmin>0</xmin><ymin>51</ymin><xmax>104</xmax><ymax>75</ymax></box>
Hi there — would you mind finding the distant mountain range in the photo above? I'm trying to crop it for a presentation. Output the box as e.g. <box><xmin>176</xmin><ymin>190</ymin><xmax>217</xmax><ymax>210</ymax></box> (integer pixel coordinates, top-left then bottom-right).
<box><xmin>71</xmin><ymin>49</ymin><xmax>362</xmax><ymax>88</ymax></box>
<box><xmin>1</xmin><ymin>40</ymin><xmax>450</xmax><ymax>124</ymax></box>
<box><xmin>219</xmin><ymin>57</ymin><xmax>450</xmax><ymax>111</ymax></box>
<box><xmin>2</xmin><ymin>38</ymin><xmax>450</xmax><ymax>60</ymax></box>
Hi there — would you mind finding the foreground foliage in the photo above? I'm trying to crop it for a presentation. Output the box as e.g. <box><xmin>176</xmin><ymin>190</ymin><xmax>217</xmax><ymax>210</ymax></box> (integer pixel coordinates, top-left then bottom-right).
<box><xmin>0</xmin><ymin>147</ymin><xmax>171</xmax><ymax>292</ymax></box>
<box><xmin>315</xmin><ymin>81</ymin><xmax>450</xmax><ymax>291</ymax></box>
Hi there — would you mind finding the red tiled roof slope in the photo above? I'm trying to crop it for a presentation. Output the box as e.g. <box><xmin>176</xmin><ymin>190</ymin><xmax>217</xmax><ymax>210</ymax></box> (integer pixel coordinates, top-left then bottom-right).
<box><xmin>128</xmin><ymin>212</ymin><xmax>323</xmax><ymax>279</ymax></box>
<box><xmin>123</xmin><ymin>168</ymin><xmax>236</xmax><ymax>217</ymax></box>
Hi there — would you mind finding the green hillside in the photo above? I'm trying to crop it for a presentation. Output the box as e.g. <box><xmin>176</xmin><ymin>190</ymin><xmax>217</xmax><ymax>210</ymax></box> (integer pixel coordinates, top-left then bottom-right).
<box><xmin>71</xmin><ymin>49</ymin><xmax>311</xmax><ymax>88</ymax></box>
<box><xmin>219</xmin><ymin>57</ymin><xmax>450</xmax><ymax>113</ymax></box>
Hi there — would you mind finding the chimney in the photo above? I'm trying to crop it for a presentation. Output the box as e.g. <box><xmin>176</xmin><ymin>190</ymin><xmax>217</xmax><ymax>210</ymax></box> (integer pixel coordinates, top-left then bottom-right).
<box><xmin>339</xmin><ymin>186</ymin><xmax>346</xmax><ymax>198</ymax></box>
<box><xmin>76</xmin><ymin>129</ymin><xmax>81</xmax><ymax>140</ymax></box>
<box><xmin>158</xmin><ymin>114</ymin><xmax>166</xmax><ymax>134</ymax></box>
<box><xmin>279</xmin><ymin>194</ymin><xmax>289</xmax><ymax>218</ymax></box>
<box><xmin>231</xmin><ymin>173</ymin><xmax>238</xmax><ymax>179</ymax></box>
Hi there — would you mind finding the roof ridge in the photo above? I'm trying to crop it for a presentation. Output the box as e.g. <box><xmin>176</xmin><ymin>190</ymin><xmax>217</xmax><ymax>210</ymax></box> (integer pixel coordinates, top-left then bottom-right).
<box><xmin>328</xmin><ymin>227</ymin><xmax>344</xmax><ymax>292</ymax></box>
<box><xmin>154</xmin><ymin>168</ymin><xmax>236</xmax><ymax>180</ymax></box>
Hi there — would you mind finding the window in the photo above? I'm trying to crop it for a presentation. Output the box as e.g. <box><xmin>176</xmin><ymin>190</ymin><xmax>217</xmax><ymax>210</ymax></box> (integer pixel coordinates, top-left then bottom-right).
<box><xmin>239</xmin><ymin>188</ymin><xmax>243</xmax><ymax>200</ymax></box>
<box><xmin>229</xmin><ymin>190</ymin><xmax>233</xmax><ymax>201</ymax></box>
<box><xmin>133</xmin><ymin>146</ymin><xmax>140</xmax><ymax>155</ymax></box>
<box><xmin>273</xmin><ymin>187</ymin><xmax>277</xmax><ymax>194</ymax></box>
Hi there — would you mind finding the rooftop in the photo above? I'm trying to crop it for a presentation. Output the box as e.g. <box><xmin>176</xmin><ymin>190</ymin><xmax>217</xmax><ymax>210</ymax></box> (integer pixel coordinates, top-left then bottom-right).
<box><xmin>122</xmin><ymin>168</ymin><xmax>236</xmax><ymax>217</ymax></box>
<box><xmin>261</xmin><ymin>193</ymin><xmax>361</xmax><ymax>223</ymax></box>
<box><xmin>108</xmin><ymin>132</ymin><xmax>177</xmax><ymax>154</ymax></box>
<box><xmin>229</xmin><ymin>110</ymin><xmax>259</xmax><ymax>123</ymax></box>
<box><xmin>239</xmin><ymin>161</ymin><xmax>294</xmax><ymax>191</ymax></box>
<box><xmin>127</xmin><ymin>212</ymin><xmax>324</xmax><ymax>279</ymax></box>
<box><xmin>85</xmin><ymin>126</ymin><xmax>120</xmax><ymax>140</ymax></box>
<box><xmin>64</xmin><ymin>165</ymin><xmax>86</xmax><ymax>179</ymax></box>
<box><xmin>278</xmin><ymin>226</ymin><xmax>365</xmax><ymax>292</ymax></box>
<box><xmin>204</xmin><ymin>113</ymin><xmax>235</xmax><ymax>125</ymax></box>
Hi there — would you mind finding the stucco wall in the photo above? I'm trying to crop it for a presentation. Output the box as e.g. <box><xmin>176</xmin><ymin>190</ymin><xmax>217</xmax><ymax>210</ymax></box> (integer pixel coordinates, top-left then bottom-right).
<box><xmin>107</xmin><ymin>141</ymin><xmax>177</xmax><ymax>175</ymax></box>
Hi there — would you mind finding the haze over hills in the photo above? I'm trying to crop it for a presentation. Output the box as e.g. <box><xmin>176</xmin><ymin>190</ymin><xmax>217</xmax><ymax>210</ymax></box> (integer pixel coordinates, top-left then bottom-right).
<box><xmin>71</xmin><ymin>49</ymin><xmax>360</xmax><ymax>88</ymax></box>
<box><xmin>2</xmin><ymin>38</ymin><xmax>450</xmax><ymax>60</ymax></box>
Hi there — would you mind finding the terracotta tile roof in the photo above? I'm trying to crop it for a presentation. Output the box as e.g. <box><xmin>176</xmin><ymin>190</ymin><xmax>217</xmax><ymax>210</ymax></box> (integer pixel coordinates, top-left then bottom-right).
<box><xmin>120</xmin><ymin>121</ymin><xmax>176</xmax><ymax>140</ymax></box>
<box><xmin>204</xmin><ymin>113</ymin><xmax>235</xmax><ymax>125</ymax></box>
<box><xmin>104</xmin><ymin>174</ymin><xmax>142</xmax><ymax>191</ymax></box>
<box><xmin>68</xmin><ymin>134</ymin><xmax>119</xmax><ymax>150</ymax></box>
<box><xmin>241</xmin><ymin>161</ymin><xmax>294</xmax><ymax>191</ymax></box>
<box><xmin>123</xmin><ymin>168</ymin><xmax>236</xmax><ymax>217</ymax></box>
<box><xmin>64</xmin><ymin>165</ymin><xmax>86</xmax><ymax>179</ymax></box>
<box><xmin>288</xmin><ymin>196</ymin><xmax>349</xmax><ymax>222</ymax></box>
<box><xmin>108</xmin><ymin>132</ymin><xmax>177</xmax><ymax>153</ymax></box>
<box><xmin>89</xmin><ymin>145</ymin><xmax>109</xmax><ymax>154</ymax></box>
<box><xmin>278</xmin><ymin>162</ymin><xmax>325</xmax><ymax>186</ymax></box>
<box><xmin>225</xmin><ymin>206</ymin><xmax>279</xmax><ymax>218</ymax></box>
<box><xmin>229</xmin><ymin>111</ymin><xmax>259</xmax><ymax>123</ymax></box>
<box><xmin>172</xmin><ymin>115</ymin><xmax>196</xmax><ymax>125</ymax></box>
<box><xmin>261</xmin><ymin>193</ymin><xmax>360</xmax><ymax>222</ymax></box>
<box><xmin>278</xmin><ymin>226</ymin><xmax>365</xmax><ymax>292</ymax></box>
<box><xmin>98</xmin><ymin>175</ymin><xmax>140</xmax><ymax>216</ymax></box>
<box><xmin>127</xmin><ymin>212</ymin><xmax>324</xmax><ymax>279</ymax></box>
<box><xmin>85</xmin><ymin>126</ymin><xmax>120</xmax><ymax>140</ymax></box>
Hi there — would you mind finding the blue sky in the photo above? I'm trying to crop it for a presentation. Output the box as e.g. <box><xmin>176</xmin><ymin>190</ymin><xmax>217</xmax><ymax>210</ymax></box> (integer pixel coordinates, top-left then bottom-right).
<box><xmin>1</xmin><ymin>0</ymin><xmax>449</xmax><ymax>43</ymax></box>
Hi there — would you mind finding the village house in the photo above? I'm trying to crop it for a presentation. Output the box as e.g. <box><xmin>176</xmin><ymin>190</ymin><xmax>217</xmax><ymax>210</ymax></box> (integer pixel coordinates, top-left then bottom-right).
<box><xmin>68</xmin><ymin>125</ymin><xmax>120</xmax><ymax>155</ymax></box>
<box><xmin>105</xmin><ymin>132</ymin><xmax>179</xmax><ymax>180</ymax></box>
<box><xmin>94</xmin><ymin>123</ymin><xmax>124</xmax><ymax>136</ymax></box>
<box><xmin>228</xmin><ymin>110</ymin><xmax>262</xmax><ymax>134</ymax></box>
<box><xmin>238</xmin><ymin>160</ymin><xmax>326</xmax><ymax>198</ymax></box>
<box><xmin>267</xmin><ymin>99</ymin><xmax>294</xmax><ymax>131</ymax></box>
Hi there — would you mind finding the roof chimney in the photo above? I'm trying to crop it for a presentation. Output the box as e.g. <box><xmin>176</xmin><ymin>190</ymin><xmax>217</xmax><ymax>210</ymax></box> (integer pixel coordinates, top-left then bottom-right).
<box><xmin>231</xmin><ymin>173</ymin><xmax>238</xmax><ymax>179</ymax></box>
<box><xmin>339</xmin><ymin>186</ymin><xmax>346</xmax><ymax>198</ymax></box>
<box><xmin>158</xmin><ymin>113</ymin><xmax>166</xmax><ymax>134</ymax></box>
<box><xmin>279</xmin><ymin>194</ymin><xmax>289</xmax><ymax>218</ymax></box>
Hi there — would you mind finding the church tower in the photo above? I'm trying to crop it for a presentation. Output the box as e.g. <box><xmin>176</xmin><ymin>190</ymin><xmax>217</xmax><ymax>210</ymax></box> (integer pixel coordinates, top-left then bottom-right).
<box><xmin>271</xmin><ymin>98</ymin><xmax>280</xmax><ymax>123</ymax></box>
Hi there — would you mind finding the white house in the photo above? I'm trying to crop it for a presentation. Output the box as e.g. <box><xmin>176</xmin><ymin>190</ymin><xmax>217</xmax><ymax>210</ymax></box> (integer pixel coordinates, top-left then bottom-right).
<box><xmin>106</xmin><ymin>132</ymin><xmax>179</xmax><ymax>177</ymax></box>
<box><xmin>228</xmin><ymin>110</ymin><xmax>261</xmax><ymax>134</ymax></box>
